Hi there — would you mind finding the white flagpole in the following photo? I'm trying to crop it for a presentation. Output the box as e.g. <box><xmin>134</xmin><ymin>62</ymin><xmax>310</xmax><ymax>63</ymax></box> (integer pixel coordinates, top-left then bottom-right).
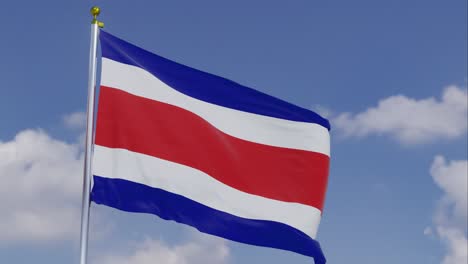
<box><xmin>79</xmin><ymin>6</ymin><xmax>103</xmax><ymax>264</ymax></box>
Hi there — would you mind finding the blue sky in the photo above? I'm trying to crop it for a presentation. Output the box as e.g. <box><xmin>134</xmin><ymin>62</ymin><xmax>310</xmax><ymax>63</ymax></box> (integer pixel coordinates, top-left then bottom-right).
<box><xmin>0</xmin><ymin>1</ymin><xmax>466</xmax><ymax>264</ymax></box>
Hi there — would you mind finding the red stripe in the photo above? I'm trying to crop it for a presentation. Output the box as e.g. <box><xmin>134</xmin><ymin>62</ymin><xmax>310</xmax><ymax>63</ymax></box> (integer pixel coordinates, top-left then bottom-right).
<box><xmin>95</xmin><ymin>86</ymin><xmax>329</xmax><ymax>210</ymax></box>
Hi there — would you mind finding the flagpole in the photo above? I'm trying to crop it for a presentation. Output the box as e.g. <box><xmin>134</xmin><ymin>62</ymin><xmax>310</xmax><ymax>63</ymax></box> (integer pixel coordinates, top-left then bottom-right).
<box><xmin>79</xmin><ymin>6</ymin><xmax>103</xmax><ymax>264</ymax></box>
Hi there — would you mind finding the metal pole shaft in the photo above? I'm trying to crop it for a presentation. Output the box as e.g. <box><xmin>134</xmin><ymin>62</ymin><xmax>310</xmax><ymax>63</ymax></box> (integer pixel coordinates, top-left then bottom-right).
<box><xmin>79</xmin><ymin>20</ymin><xmax>99</xmax><ymax>264</ymax></box>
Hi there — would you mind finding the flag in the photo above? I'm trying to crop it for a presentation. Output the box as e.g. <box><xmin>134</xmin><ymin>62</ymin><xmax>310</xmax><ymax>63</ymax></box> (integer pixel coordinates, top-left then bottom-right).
<box><xmin>91</xmin><ymin>30</ymin><xmax>330</xmax><ymax>263</ymax></box>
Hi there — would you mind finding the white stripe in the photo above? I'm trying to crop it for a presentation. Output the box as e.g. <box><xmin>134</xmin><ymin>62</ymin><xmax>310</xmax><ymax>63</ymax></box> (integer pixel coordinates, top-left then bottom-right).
<box><xmin>93</xmin><ymin>145</ymin><xmax>322</xmax><ymax>238</ymax></box>
<box><xmin>101</xmin><ymin>58</ymin><xmax>330</xmax><ymax>156</ymax></box>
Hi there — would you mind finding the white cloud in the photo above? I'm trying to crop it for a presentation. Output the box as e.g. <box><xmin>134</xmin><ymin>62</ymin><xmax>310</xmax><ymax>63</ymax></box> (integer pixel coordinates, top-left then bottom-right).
<box><xmin>63</xmin><ymin>111</ymin><xmax>87</xmax><ymax>150</ymax></box>
<box><xmin>0</xmin><ymin>129</ymin><xmax>83</xmax><ymax>243</ymax></box>
<box><xmin>95</xmin><ymin>233</ymin><xmax>230</xmax><ymax>264</ymax></box>
<box><xmin>334</xmin><ymin>85</ymin><xmax>467</xmax><ymax>144</ymax></box>
<box><xmin>431</xmin><ymin>156</ymin><xmax>468</xmax><ymax>223</ymax></box>
<box><xmin>63</xmin><ymin>111</ymin><xmax>87</xmax><ymax>130</ymax></box>
<box><xmin>436</xmin><ymin>226</ymin><xmax>468</xmax><ymax>264</ymax></box>
<box><xmin>429</xmin><ymin>156</ymin><xmax>467</xmax><ymax>264</ymax></box>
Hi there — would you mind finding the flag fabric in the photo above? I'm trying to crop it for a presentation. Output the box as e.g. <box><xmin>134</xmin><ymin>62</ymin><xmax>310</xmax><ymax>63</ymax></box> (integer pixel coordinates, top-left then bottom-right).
<box><xmin>91</xmin><ymin>30</ymin><xmax>330</xmax><ymax>264</ymax></box>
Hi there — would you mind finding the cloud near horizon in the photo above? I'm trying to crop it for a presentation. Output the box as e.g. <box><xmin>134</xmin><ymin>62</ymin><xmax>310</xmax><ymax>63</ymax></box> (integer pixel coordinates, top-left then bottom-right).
<box><xmin>94</xmin><ymin>233</ymin><xmax>230</xmax><ymax>264</ymax></box>
<box><xmin>429</xmin><ymin>156</ymin><xmax>468</xmax><ymax>264</ymax></box>
<box><xmin>0</xmin><ymin>129</ymin><xmax>83</xmax><ymax>242</ymax></box>
<box><xmin>63</xmin><ymin>111</ymin><xmax>87</xmax><ymax>130</ymax></box>
<box><xmin>333</xmin><ymin>85</ymin><xmax>467</xmax><ymax>144</ymax></box>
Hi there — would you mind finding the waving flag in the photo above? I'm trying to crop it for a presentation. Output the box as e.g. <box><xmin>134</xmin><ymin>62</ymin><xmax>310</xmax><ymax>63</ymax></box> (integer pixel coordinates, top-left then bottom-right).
<box><xmin>91</xmin><ymin>30</ymin><xmax>330</xmax><ymax>263</ymax></box>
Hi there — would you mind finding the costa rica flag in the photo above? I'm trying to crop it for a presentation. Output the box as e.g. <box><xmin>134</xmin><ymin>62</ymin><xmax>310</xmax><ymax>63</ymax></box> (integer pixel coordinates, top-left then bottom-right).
<box><xmin>91</xmin><ymin>30</ymin><xmax>330</xmax><ymax>264</ymax></box>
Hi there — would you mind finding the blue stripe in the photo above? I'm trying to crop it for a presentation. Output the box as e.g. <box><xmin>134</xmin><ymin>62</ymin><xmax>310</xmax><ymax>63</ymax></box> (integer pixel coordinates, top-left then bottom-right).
<box><xmin>91</xmin><ymin>176</ymin><xmax>326</xmax><ymax>263</ymax></box>
<box><xmin>99</xmin><ymin>30</ymin><xmax>330</xmax><ymax>130</ymax></box>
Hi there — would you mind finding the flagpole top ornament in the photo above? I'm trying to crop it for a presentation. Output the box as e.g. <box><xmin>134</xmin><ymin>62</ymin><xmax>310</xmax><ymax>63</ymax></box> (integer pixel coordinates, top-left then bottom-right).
<box><xmin>90</xmin><ymin>6</ymin><xmax>104</xmax><ymax>28</ymax></box>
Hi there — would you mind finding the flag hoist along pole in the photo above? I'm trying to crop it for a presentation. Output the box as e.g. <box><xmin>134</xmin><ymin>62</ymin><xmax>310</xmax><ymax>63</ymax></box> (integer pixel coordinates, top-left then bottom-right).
<box><xmin>79</xmin><ymin>6</ymin><xmax>104</xmax><ymax>264</ymax></box>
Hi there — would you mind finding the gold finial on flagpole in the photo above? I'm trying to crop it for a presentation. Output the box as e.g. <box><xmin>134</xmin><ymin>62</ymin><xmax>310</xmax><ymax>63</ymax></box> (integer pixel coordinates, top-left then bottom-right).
<box><xmin>90</xmin><ymin>6</ymin><xmax>104</xmax><ymax>28</ymax></box>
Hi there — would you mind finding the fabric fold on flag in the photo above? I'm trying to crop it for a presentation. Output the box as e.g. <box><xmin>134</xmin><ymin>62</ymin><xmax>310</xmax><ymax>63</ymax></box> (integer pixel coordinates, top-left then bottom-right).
<box><xmin>91</xmin><ymin>30</ymin><xmax>330</xmax><ymax>264</ymax></box>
